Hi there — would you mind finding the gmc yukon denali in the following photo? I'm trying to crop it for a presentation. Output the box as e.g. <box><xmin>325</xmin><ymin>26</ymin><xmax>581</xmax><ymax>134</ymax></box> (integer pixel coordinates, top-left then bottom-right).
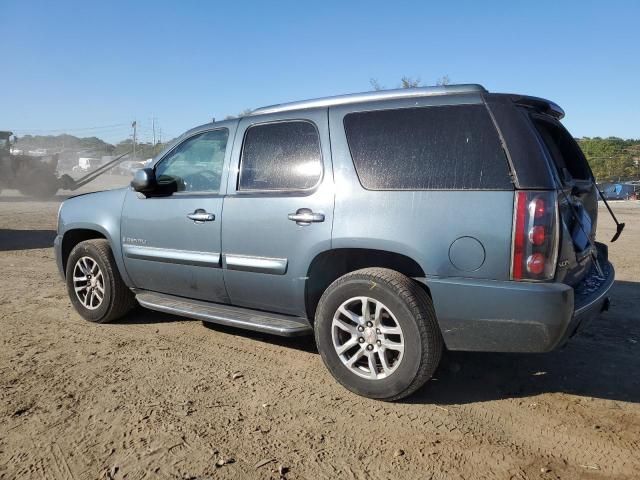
<box><xmin>54</xmin><ymin>84</ymin><xmax>615</xmax><ymax>400</ymax></box>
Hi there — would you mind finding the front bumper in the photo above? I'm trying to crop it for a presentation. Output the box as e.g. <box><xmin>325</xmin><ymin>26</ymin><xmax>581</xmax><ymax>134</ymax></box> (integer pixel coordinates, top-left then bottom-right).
<box><xmin>421</xmin><ymin>261</ymin><xmax>614</xmax><ymax>353</ymax></box>
<box><xmin>54</xmin><ymin>234</ymin><xmax>65</xmax><ymax>279</ymax></box>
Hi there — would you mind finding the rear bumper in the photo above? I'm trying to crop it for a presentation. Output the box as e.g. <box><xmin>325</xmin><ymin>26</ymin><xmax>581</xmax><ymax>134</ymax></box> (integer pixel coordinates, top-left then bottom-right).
<box><xmin>562</xmin><ymin>260</ymin><xmax>615</xmax><ymax>342</ymax></box>
<box><xmin>421</xmin><ymin>261</ymin><xmax>614</xmax><ymax>353</ymax></box>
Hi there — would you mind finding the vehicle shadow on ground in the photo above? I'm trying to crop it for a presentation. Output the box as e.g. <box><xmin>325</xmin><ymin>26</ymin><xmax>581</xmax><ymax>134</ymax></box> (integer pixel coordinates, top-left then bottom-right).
<box><xmin>201</xmin><ymin>321</ymin><xmax>319</xmax><ymax>353</ymax></box>
<box><xmin>112</xmin><ymin>306</ymin><xmax>184</xmax><ymax>325</ymax></box>
<box><xmin>115</xmin><ymin>280</ymin><xmax>639</xmax><ymax>404</ymax></box>
<box><xmin>409</xmin><ymin>280</ymin><xmax>640</xmax><ymax>405</ymax></box>
<box><xmin>0</xmin><ymin>229</ymin><xmax>57</xmax><ymax>251</ymax></box>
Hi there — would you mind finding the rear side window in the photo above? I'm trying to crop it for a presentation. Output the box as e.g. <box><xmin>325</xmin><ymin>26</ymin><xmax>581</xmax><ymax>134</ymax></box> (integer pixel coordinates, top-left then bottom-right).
<box><xmin>239</xmin><ymin>121</ymin><xmax>322</xmax><ymax>191</ymax></box>
<box><xmin>343</xmin><ymin>105</ymin><xmax>512</xmax><ymax>190</ymax></box>
<box><xmin>532</xmin><ymin>117</ymin><xmax>592</xmax><ymax>182</ymax></box>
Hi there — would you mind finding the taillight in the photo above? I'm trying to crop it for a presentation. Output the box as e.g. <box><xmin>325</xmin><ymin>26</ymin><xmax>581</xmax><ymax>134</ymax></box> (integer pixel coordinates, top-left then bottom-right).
<box><xmin>511</xmin><ymin>191</ymin><xmax>559</xmax><ymax>281</ymax></box>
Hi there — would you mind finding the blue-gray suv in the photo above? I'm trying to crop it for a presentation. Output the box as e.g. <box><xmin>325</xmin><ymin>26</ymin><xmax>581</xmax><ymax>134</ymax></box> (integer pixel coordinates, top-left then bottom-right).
<box><xmin>55</xmin><ymin>84</ymin><xmax>615</xmax><ymax>400</ymax></box>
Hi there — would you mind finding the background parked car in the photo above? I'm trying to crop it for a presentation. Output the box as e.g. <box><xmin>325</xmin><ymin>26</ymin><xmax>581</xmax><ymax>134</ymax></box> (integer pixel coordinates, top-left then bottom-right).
<box><xmin>116</xmin><ymin>159</ymin><xmax>149</xmax><ymax>176</ymax></box>
<box><xmin>71</xmin><ymin>157</ymin><xmax>101</xmax><ymax>173</ymax></box>
<box><xmin>600</xmin><ymin>182</ymin><xmax>639</xmax><ymax>200</ymax></box>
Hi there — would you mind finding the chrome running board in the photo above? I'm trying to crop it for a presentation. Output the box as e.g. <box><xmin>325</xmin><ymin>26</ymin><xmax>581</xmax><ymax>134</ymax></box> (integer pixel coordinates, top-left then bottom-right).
<box><xmin>135</xmin><ymin>290</ymin><xmax>313</xmax><ymax>337</ymax></box>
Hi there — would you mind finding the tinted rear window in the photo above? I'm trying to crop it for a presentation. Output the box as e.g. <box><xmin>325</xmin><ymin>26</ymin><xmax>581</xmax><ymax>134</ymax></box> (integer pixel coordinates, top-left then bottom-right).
<box><xmin>343</xmin><ymin>105</ymin><xmax>512</xmax><ymax>190</ymax></box>
<box><xmin>239</xmin><ymin>121</ymin><xmax>322</xmax><ymax>191</ymax></box>
<box><xmin>532</xmin><ymin>117</ymin><xmax>592</xmax><ymax>182</ymax></box>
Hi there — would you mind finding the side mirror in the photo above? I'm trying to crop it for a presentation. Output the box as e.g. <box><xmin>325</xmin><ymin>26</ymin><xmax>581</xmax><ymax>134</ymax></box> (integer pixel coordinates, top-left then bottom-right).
<box><xmin>131</xmin><ymin>168</ymin><xmax>157</xmax><ymax>193</ymax></box>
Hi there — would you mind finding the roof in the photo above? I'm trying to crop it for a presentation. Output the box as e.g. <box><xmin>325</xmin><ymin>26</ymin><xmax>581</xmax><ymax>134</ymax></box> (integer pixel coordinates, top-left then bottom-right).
<box><xmin>250</xmin><ymin>84</ymin><xmax>487</xmax><ymax>116</ymax></box>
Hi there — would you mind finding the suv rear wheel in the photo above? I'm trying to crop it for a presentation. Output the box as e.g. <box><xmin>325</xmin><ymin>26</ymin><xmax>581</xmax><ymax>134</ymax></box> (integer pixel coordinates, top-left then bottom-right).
<box><xmin>315</xmin><ymin>268</ymin><xmax>443</xmax><ymax>401</ymax></box>
<box><xmin>65</xmin><ymin>239</ymin><xmax>136</xmax><ymax>323</ymax></box>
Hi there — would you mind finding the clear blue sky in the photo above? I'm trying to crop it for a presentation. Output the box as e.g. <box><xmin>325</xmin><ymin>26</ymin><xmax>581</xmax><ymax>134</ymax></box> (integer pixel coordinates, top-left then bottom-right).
<box><xmin>1</xmin><ymin>0</ymin><xmax>638</xmax><ymax>144</ymax></box>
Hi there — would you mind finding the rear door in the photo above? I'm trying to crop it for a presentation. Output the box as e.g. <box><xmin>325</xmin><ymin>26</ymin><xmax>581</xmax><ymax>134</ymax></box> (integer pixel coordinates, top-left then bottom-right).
<box><xmin>530</xmin><ymin>115</ymin><xmax>598</xmax><ymax>285</ymax></box>
<box><xmin>221</xmin><ymin>109</ymin><xmax>334</xmax><ymax>317</ymax></box>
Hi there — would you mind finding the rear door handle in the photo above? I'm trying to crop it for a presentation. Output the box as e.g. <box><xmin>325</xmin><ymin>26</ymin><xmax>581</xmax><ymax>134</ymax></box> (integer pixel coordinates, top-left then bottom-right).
<box><xmin>187</xmin><ymin>209</ymin><xmax>215</xmax><ymax>223</ymax></box>
<box><xmin>288</xmin><ymin>208</ymin><xmax>325</xmax><ymax>226</ymax></box>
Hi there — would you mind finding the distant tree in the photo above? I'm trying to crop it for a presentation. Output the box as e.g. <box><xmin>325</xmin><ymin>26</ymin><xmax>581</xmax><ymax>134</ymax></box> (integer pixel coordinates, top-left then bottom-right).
<box><xmin>369</xmin><ymin>78</ymin><xmax>384</xmax><ymax>91</ymax></box>
<box><xmin>400</xmin><ymin>76</ymin><xmax>421</xmax><ymax>88</ymax></box>
<box><xmin>114</xmin><ymin>138</ymin><xmax>133</xmax><ymax>156</ymax></box>
<box><xmin>436</xmin><ymin>75</ymin><xmax>451</xmax><ymax>86</ymax></box>
<box><xmin>369</xmin><ymin>75</ymin><xmax>452</xmax><ymax>91</ymax></box>
<box><xmin>577</xmin><ymin>137</ymin><xmax>640</xmax><ymax>181</ymax></box>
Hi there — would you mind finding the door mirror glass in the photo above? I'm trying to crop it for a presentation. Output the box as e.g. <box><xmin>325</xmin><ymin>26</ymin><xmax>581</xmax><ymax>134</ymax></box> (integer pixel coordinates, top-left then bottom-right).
<box><xmin>131</xmin><ymin>168</ymin><xmax>157</xmax><ymax>193</ymax></box>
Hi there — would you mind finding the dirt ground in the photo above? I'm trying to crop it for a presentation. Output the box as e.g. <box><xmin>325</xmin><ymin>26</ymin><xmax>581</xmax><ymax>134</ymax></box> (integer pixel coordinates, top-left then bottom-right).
<box><xmin>1</xmin><ymin>182</ymin><xmax>639</xmax><ymax>480</ymax></box>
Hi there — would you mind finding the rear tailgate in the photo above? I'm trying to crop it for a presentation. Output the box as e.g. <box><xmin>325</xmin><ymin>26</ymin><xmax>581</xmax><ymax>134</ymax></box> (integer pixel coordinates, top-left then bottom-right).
<box><xmin>530</xmin><ymin>114</ymin><xmax>599</xmax><ymax>286</ymax></box>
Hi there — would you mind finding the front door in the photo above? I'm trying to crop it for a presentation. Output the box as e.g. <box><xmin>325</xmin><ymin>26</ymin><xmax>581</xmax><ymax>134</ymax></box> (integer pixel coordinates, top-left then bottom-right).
<box><xmin>221</xmin><ymin>110</ymin><xmax>334</xmax><ymax>317</ymax></box>
<box><xmin>121</xmin><ymin>126</ymin><xmax>233</xmax><ymax>302</ymax></box>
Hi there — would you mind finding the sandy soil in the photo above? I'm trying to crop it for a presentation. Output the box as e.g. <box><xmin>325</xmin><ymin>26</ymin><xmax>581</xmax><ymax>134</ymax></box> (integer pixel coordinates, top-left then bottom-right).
<box><xmin>1</xmin><ymin>185</ymin><xmax>639</xmax><ymax>480</ymax></box>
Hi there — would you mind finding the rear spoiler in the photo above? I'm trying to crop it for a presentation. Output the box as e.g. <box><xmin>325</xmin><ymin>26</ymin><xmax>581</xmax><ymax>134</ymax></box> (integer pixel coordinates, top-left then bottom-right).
<box><xmin>508</xmin><ymin>95</ymin><xmax>565</xmax><ymax>120</ymax></box>
<box><xmin>484</xmin><ymin>93</ymin><xmax>565</xmax><ymax>120</ymax></box>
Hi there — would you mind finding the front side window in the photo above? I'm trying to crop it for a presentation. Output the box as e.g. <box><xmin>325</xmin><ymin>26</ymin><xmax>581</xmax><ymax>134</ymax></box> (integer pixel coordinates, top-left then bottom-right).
<box><xmin>155</xmin><ymin>129</ymin><xmax>228</xmax><ymax>193</ymax></box>
<box><xmin>239</xmin><ymin>121</ymin><xmax>322</xmax><ymax>191</ymax></box>
<box><xmin>344</xmin><ymin>105</ymin><xmax>512</xmax><ymax>190</ymax></box>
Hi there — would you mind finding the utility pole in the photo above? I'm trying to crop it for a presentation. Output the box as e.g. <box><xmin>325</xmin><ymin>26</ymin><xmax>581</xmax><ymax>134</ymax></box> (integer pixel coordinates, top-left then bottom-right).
<box><xmin>152</xmin><ymin>117</ymin><xmax>156</xmax><ymax>152</ymax></box>
<box><xmin>132</xmin><ymin>120</ymin><xmax>137</xmax><ymax>160</ymax></box>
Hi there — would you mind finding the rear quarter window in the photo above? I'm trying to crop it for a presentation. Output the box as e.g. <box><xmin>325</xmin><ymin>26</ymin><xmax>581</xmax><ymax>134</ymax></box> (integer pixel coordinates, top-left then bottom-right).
<box><xmin>343</xmin><ymin>104</ymin><xmax>512</xmax><ymax>190</ymax></box>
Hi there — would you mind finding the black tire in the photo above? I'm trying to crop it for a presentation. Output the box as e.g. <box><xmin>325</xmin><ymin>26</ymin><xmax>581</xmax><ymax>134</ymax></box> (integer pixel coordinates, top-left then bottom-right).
<box><xmin>314</xmin><ymin>268</ymin><xmax>443</xmax><ymax>401</ymax></box>
<box><xmin>18</xmin><ymin>171</ymin><xmax>60</xmax><ymax>199</ymax></box>
<box><xmin>65</xmin><ymin>239</ymin><xmax>136</xmax><ymax>323</ymax></box>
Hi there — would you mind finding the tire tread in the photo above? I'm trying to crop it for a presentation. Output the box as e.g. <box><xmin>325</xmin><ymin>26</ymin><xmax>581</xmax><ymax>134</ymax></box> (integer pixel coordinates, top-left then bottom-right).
<box><xmin>67</xmin><ymin>239</ymin><xmax>135</xmax><ymax>323</ymax></box>
<box><xmin>315</xmin><ymin>267</ymin><xmax>443</xmax><ymax>401</ymax></box>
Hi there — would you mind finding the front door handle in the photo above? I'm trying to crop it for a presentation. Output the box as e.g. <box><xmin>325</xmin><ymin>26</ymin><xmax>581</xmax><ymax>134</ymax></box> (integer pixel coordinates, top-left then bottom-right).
<box><xmin>187</xmin><ymin>209</ymin><xmax>215</xmax><ymax>223</ymax></box>
<box><xmin>288</xmin><ymin>208</ymin><xmax>325</xmax><ymax>226</ymax></box>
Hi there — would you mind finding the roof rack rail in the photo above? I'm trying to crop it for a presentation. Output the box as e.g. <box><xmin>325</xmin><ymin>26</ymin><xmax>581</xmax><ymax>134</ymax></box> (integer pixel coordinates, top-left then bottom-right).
<box><xmin>250</xmin><ymin>84</ymin><xmax>487</xmax><ymax>116</ymax></box>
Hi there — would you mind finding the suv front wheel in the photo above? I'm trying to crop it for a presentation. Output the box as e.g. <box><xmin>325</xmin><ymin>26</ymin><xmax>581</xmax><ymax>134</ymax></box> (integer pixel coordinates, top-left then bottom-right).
<box><xmin>65</xmin><ymin>239</ymin><xmax>136</xmax><ymax>323</ymax></box>
<box><xmin>315</xmin><ymin>268</ymin><xmax>443</xmax><ymax>401</ymax></box>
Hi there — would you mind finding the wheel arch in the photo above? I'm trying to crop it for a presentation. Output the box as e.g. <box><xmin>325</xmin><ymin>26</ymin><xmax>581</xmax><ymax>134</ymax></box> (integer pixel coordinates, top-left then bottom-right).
<box><xmin>305</xmin><ymin>248</ymin><xmax>430</xmax><ymax>322</ymax></box>
<box><xmin>61</xmin><ymin>228</ymin><xmax>108</xmax><ymax>276</ymax></box>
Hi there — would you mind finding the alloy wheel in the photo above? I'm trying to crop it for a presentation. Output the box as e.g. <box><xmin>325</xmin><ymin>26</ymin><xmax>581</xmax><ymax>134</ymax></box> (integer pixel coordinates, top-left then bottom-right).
<box><xmin>72</xmin><ymin>256</ymin><xmax>105</xmax><ymax>310</ymax></box>
<box><xmin>331</xmin><ymin>296</ymin><xmax>405</xmax><ymax>379</ymax></box>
